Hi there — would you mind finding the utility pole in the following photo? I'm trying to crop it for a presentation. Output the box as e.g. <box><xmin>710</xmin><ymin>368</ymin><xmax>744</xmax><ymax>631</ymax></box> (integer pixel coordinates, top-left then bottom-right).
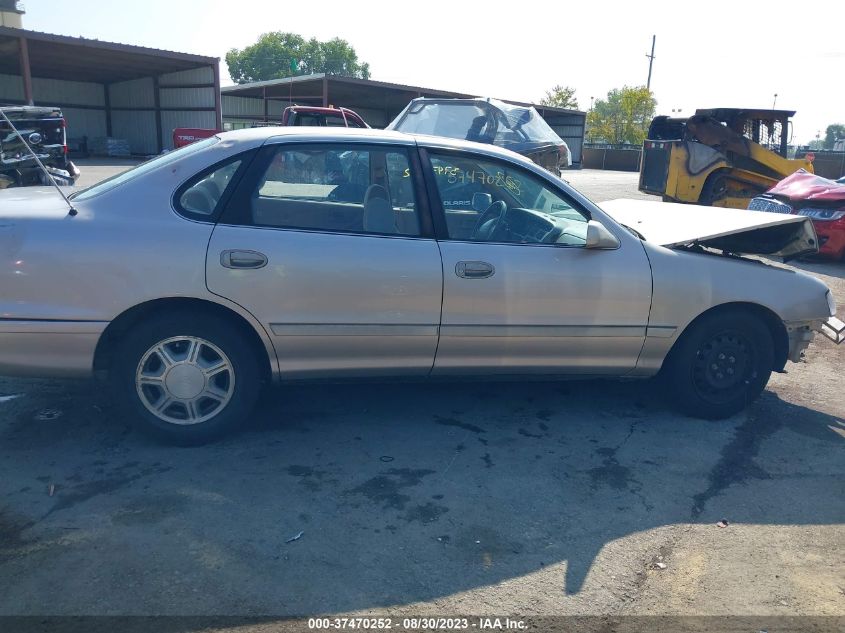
<box><xmin>772</xmin><ymin>93</ymin><xmax>778</xmax><ymax>109</ymax></box>
<box><xmin>646</xmin><ymin>35</ymin><xmax>656</xmax><ymax>91</ymax></box>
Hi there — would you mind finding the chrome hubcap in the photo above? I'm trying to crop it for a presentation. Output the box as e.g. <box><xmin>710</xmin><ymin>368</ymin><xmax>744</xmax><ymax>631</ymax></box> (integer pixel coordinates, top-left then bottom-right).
<box><xmin>135</xmin><ymin>336</ymin><xmax>235</xmax><ymax>425</ymax></box>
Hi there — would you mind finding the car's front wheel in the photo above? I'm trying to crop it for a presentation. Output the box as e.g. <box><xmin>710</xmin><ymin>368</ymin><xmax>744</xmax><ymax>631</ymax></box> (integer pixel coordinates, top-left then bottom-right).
<box><xmin>663</xmin><ymin>309</ymin><xmax>774</xmax><ymax>419</ymax></box>
<box><xmin>111</xmin><ymin>312</ymin><xmax>262</xmax><ymax>445</ymax></box>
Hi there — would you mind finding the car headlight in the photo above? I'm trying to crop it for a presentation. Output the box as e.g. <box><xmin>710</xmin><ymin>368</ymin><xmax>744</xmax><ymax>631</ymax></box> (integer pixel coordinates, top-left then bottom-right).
<box><xmin>797</xmin><ymin>208</ymin><xmax>845</xmax><ymax>221</ymax></box>
<box><xmin>828</xmin><ymin>290</ymin><xmax>837</xmax><ymax>317</ymax></box>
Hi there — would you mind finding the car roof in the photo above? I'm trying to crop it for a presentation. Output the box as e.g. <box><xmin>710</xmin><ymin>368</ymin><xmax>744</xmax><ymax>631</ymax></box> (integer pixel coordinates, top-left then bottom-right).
<box><xmin>215</xmin><ymin>126</ymin><xmax>532</xmax><ymax>166</ymax></box>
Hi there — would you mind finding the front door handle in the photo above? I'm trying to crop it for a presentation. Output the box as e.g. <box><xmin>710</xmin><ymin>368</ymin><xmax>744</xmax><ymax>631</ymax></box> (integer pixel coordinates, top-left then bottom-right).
<box><xmin>456</xmin><ymin>260</ymin><xmax>495</xmax><ymax>279</ymax></box>
<box><xmin>220</xmin><ymin>250</ymin><xmax>268</xmax><ymax>269</ymax></box>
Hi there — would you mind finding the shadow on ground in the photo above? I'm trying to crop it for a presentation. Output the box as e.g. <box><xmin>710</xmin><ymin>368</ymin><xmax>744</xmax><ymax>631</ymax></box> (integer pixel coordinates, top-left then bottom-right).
<box><xmin>0</xmin><ymin>377</ymin><xmax>841</xmax><ymax>618</ymax></box>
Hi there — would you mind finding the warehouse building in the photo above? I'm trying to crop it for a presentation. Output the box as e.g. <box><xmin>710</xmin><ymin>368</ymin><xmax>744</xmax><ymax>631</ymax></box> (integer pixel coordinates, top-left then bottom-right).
<box><xmin>222</xmin><ymin>74</ymin><xmax>587</xmax><ymax>167</ymax></box>
<box><xmin>0</xmin><ymin>2</ymin><xmax>220</xmax><ymax>155</ymax></box>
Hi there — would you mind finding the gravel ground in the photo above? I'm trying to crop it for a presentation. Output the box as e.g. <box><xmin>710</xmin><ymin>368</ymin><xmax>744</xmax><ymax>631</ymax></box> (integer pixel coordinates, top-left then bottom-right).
<box><xmin>0</xmin><ymin>164</ymin><xmax>842</xmax><ymax>628</ymax></box>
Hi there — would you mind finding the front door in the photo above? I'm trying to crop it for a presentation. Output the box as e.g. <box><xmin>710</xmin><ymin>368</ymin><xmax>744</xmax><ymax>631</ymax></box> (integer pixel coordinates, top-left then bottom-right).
<box><xmin>206</xmin><ymin>141</ymin><xmax>443</xmax><ymax>377</ymax></box>
<box><xmin>423</xmin><ymin>149</ymin><xmax>653</xmax><ymax>375</ymax></box>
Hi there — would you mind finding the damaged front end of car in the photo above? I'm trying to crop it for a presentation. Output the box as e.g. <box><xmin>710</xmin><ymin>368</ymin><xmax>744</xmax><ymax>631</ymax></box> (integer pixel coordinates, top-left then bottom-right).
<box><xmin>600</xmin><ymin>198</ymin><xmax>844</xmax><ymax>350</ymax></box>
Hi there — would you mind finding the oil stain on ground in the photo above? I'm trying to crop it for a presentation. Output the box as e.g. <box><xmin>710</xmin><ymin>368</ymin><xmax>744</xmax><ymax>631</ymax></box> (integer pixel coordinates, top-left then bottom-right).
<box><xmin>434</xmin><ymin>416</ymin><xmax>486</xmax><ymax>434</ymax></box>
<box><xmin>588</xmin><ymin>447</ymin><xmax>632</xmax><ymax>491</ymax></box>
<box><xmin>286</xmin><ymin>465</ymin><xmax>336</xmax><ymax>492</ymax></box>
<box><xmin>46</xmin><ymin>462</ymin><xmax>173</xmax><ymax>516</ymax></box>
<box><xmin>402</xmin><ymin>502</ymin><xmax>449</xmax><ymax>524</ymax></box>
<box><xmin>345</xmin><ymin>468</ymin><xmax>435</xmax><ymax>511</ymax></box>
<box><xmin>691</xmin><ymin>401</ymin><xmax>780</xmax><ymax>518</ymax></box>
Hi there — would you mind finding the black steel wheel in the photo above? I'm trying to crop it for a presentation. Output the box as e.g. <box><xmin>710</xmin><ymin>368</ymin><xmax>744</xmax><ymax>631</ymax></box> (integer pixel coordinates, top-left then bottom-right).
<box><xmin>663</xmin><ymin>309</ymin><xmax>774</xmax><ymax>419</ymax></box>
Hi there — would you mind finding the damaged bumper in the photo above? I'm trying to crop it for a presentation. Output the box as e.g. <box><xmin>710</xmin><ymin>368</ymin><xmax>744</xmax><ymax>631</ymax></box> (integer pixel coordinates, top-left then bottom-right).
<box><xmin>786</xmin><ymin>323</ymin><xmax>816</xmax><ymax>363</ymax></box>
<box><xmin>784</xmin><ymin>316</ymin><xmax>844</xmax><ymax>364</ymax></box>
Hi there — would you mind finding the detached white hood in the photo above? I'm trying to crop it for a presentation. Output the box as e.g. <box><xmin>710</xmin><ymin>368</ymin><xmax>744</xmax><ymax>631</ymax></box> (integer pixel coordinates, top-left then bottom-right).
<box><xmin>600</xmin><ymin>199</ymin><xmax>818</xmax><ymax>260</ymax></box>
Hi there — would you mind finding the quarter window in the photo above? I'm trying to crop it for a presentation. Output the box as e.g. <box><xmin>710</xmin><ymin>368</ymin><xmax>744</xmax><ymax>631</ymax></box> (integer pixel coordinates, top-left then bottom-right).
<box><xmin>428</xmin><ymin>153</ymin><xmax>588</xmax><ymax>246</ymax></box>
<box><xmin>177</xmin><ymin>158</ymin><xmax>243</xmax><ymax>217</ymax></box>
<box><xmin>246</xmin><ymin>145</ymin><xmax>421</xmax><ymax>237</ymax></box>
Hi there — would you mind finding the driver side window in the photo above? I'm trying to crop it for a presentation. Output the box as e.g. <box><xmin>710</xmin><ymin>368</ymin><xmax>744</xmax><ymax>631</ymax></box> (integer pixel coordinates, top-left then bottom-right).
<box><xmin>428</xmin><ymin>153</ymin><xmax>588</xmax><ymax>246</ymax></box>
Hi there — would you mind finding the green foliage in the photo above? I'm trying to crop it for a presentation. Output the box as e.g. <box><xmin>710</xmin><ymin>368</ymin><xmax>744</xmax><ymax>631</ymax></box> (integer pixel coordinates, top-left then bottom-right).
<box><xmin>226</xmin><ymin>32</ymin><xmax>371</xmax><ymax>84</ymax></box>
<box><xmin>586</xmin><ymin>86</ymin><xmax>657</xmax><ymax>145</ymax></box>
<box><xmin>540</xmin><ymin>85</ymin><xmax>579</xmax><ymax>109</ymax></box>
<box><xmin>823</xmin><ymin>123</ymin><xmax>845</xmax><ymax>150</ymax></box>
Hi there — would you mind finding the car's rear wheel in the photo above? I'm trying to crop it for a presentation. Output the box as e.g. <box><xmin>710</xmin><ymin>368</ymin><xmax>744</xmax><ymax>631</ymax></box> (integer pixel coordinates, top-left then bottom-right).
<box><xmin>663</xmin><ymin>309</ymin><xmax>774</xmax><ymax>419</ymax></box>
<box><xmin>111</xmin><ymin>313</ymin><xmax>262</xmax><ymax>445</ymax></box>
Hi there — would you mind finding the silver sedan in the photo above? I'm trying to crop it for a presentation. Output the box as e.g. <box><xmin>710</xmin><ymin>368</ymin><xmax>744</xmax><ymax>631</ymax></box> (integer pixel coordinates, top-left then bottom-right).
<box><xmin>0</xmin><ymin>128</ymin><xmax>840</xmax><ymax>444</ymax></box>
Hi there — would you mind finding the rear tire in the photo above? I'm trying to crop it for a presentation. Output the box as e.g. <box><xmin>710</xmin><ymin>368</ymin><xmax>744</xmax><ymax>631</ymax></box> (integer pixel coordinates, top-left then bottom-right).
<box><xmin>111</xmin><ymin>312</ymin><xmax>262</xmax><ymax>445</ymax></box>
<box><xmin>663</xmin><ymin>309</ymin><xmax>774</xmax><ymax>420</ymax></box>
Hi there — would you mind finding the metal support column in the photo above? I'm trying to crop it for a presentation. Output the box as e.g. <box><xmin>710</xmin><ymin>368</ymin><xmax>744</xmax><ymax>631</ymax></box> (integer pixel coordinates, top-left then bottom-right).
<box><xmin>18</xmin><ymin>36</ymin><xmax>33</xmax><ymax>106</ymax></box>
<box><xmin>263</xmin><ymin>86</ymin><xmax>268</xmax><ymax>122</ymax></box>
<box><xmin>213</xmin><ymin>62</ymin><xmax>223</xmax><ymax>130</ymax></box>
<box><xmin>153</xmin><ymin>75</ymin><xmax>163</xmax><ymax>154</ymax></box>
<box><xmin>103</xmin><ymin>83</ymin><xmax>112</xmax><ymax>136</ymax></box>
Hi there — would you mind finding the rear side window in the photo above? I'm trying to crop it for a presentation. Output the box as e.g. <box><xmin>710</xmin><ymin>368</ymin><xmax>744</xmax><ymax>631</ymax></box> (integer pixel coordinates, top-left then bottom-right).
<box><xmin>176</xmin><ymin>158</ymin><xmax>243</xmax><ymax>218</ymax></box>
<box><xmin>239</xmin><ymin>144</ymin><xmax>421</xmax><ymax>237</ymax></box>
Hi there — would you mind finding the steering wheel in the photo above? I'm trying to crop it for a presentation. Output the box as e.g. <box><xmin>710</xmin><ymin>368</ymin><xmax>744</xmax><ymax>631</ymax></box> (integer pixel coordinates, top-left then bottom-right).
<box><xmin>471</xmin><ymin>200</ymin><xmax>507</xmax><ymax>241</ymax></box>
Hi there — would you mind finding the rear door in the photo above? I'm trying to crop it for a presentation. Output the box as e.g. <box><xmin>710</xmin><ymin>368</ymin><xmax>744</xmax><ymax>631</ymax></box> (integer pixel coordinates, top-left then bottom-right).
<box><xmin>205</xmin><ymin>140</ymin><xmax>443</xmax><ymax>377</ymax></box>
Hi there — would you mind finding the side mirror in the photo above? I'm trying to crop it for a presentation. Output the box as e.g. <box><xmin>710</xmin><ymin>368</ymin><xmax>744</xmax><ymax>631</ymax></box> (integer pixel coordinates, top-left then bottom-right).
<box><xmin>585</xmin><ymin>220</ymin><xmax>621</xmax><ymax>249</ymax></box>
<box><xmin>472</xmin><ymin>192</ymin><xmax>493</xmax><ymax>212</ymax></box>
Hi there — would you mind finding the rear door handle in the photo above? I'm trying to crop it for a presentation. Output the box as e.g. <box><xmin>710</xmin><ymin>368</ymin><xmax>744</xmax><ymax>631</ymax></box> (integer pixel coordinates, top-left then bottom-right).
<box><xmin>220</xmin><ymin>250</ymin><xmax>268</xmax><ymax>269</ymax></box>
<box><xmin>456</xmin><ymin>260</ymin><xmax>495</xmax><ymax>279</ymax></box>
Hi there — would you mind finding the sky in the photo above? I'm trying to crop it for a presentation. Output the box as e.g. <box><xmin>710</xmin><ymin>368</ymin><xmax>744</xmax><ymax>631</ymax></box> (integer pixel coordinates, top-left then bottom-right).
<box><xmin>20</xmin><ymin>0</ymin><xmax>844</xmax><ymax>144</ymax></box>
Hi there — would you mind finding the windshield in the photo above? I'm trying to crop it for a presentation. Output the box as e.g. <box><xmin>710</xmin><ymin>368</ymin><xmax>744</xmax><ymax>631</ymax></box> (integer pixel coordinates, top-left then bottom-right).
<box><xmin>70</xmin><ymin>137</ymin><xmax>219</xmax><ymax>201</ymax></box>
<box><xmin>392</xmin><ymin>99</ymin><xmax>566</xmax><ymax>150</ymax></box>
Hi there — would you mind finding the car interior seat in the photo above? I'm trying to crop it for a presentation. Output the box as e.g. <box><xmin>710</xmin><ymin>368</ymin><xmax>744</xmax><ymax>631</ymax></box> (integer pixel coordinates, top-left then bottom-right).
<box><xmin>362</xmin><ymin>184</ymin><xmax>396</xmax><ymax>233</ymax></box>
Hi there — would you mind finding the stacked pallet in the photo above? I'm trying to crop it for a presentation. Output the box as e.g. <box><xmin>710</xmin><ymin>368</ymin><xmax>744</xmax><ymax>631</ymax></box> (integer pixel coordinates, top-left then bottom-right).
<box><xmin>89</xmin><ymin>137</ymin><xmax>131</xmax><ymax>157</ymax></box>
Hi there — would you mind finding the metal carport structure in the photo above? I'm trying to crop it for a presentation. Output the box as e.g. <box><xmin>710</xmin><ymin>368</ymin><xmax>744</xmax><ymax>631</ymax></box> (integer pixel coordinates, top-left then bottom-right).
<box><xmin>0</xmin><ymin>26</ymin><xmax>221</xmax><ymax>154</ymax></box>
<box><xmin>222</xmin><ymin>74</ymin><xmax>586</xmax><ymax>167</ymax></box>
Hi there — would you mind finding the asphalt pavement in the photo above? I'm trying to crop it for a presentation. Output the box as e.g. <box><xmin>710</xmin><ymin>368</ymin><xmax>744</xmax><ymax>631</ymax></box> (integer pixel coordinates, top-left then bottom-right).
<box><xmin>0</xmin><ymin>165</ymin><xmax>842</xmax><ymax>627</ymax></box>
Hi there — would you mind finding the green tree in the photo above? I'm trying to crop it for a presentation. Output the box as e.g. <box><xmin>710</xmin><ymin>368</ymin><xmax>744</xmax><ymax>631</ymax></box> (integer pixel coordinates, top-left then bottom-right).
<box><xmin>226</xmin><ymin>32</ymin><xmax>370</xmax><ymax>84</ymax></box>
<box><xmin>540</xmin><ymin>85</ymin><xmax>579</xmax><ymax>109</ymax></box>
<box><xmin>586</xmin><ymin>86</ymin><xmax>656</xmax><ymax>145</ymax></box>
<box><xmin>823</xmin><ymin>123</ymin><xmax>845</xmax><ymax>149</ymax></box>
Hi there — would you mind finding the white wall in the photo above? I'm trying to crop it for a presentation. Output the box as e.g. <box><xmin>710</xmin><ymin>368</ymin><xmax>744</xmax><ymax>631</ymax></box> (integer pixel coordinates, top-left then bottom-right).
<box><xmin>109</xmin><ymin>67</ymin><xmax>218</xmax><ymax>154</ymax></box>
<box><xmin>0</xmin><ymin>72</ymin><xmax>24</xmax><ymax>101</ymax></box>
<box><xmin>111</xmin><ymin>110</ymin><xmax>158</xmax><ymax>155</ymax></box>
<box><xmin>0</xmin><ymin>73</ymin><xmax>107</xmax><ymax>144</ymax></box>
<box><xmin>32</xmin><ymin>76</ymin><xmax>104</xmax><ymax>106</ymax></box>
<box><xmin>109</xmin><ymin>78</ymin><xmax>155</xmax><ymax>109</ymax></box>
<box><xmin>222</xmin><ymin>95</ymin><xmax>264</xmax><ymax>118</ymax></box>
<box><xmin>158</xmin><ymin>66</ymin><xmax>217</xmax><ymax>150</ymax></box>
<box><xmin>2</xmin><ymin>63</ymin><xmax>218</xmax><ymax>155</ymax></box>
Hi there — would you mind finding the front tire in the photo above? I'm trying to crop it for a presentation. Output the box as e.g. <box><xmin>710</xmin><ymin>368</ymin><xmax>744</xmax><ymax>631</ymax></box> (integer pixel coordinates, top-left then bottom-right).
<box><xmin>663</xmin><ymin>309</ymin><xmax>774</xmax><ymax>420</ymax></box>
<box><xmin>111</xmin><ymin>312</ymin><xmax>262</xmax><ymax>445</ymax></box>
<box><xmin>699</xmin><ymin>172</ymin><xmax>728</xmax><ymax>206</ymax></box>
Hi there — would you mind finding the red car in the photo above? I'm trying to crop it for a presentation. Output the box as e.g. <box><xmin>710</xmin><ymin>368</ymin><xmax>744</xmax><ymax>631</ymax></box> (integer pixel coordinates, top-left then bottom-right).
<box><xmin>748</xmin><ymin>170</ymin><xmax>845</xmax><ymax>261</ymax></box>
<box><xmin>172</xmin><ymin>127</ymin><xmax>219</xmax><ymax>149</ymax></box>
<box><xmin>172</xmin><ymin>106</ymin><xmax>369</xmax><ymax>149</ymax></box>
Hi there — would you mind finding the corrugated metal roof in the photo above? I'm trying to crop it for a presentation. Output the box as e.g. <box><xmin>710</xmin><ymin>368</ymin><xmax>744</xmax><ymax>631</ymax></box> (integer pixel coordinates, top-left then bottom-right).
<box><xmin>222</xmin><ymin>74</ymin><xmax>585</xmax><ymax>116</ymax></box>
<box><xmin>0</xmin><ymin>26</ymin><xmax>218</xmax><ymax>83</ymax></box>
